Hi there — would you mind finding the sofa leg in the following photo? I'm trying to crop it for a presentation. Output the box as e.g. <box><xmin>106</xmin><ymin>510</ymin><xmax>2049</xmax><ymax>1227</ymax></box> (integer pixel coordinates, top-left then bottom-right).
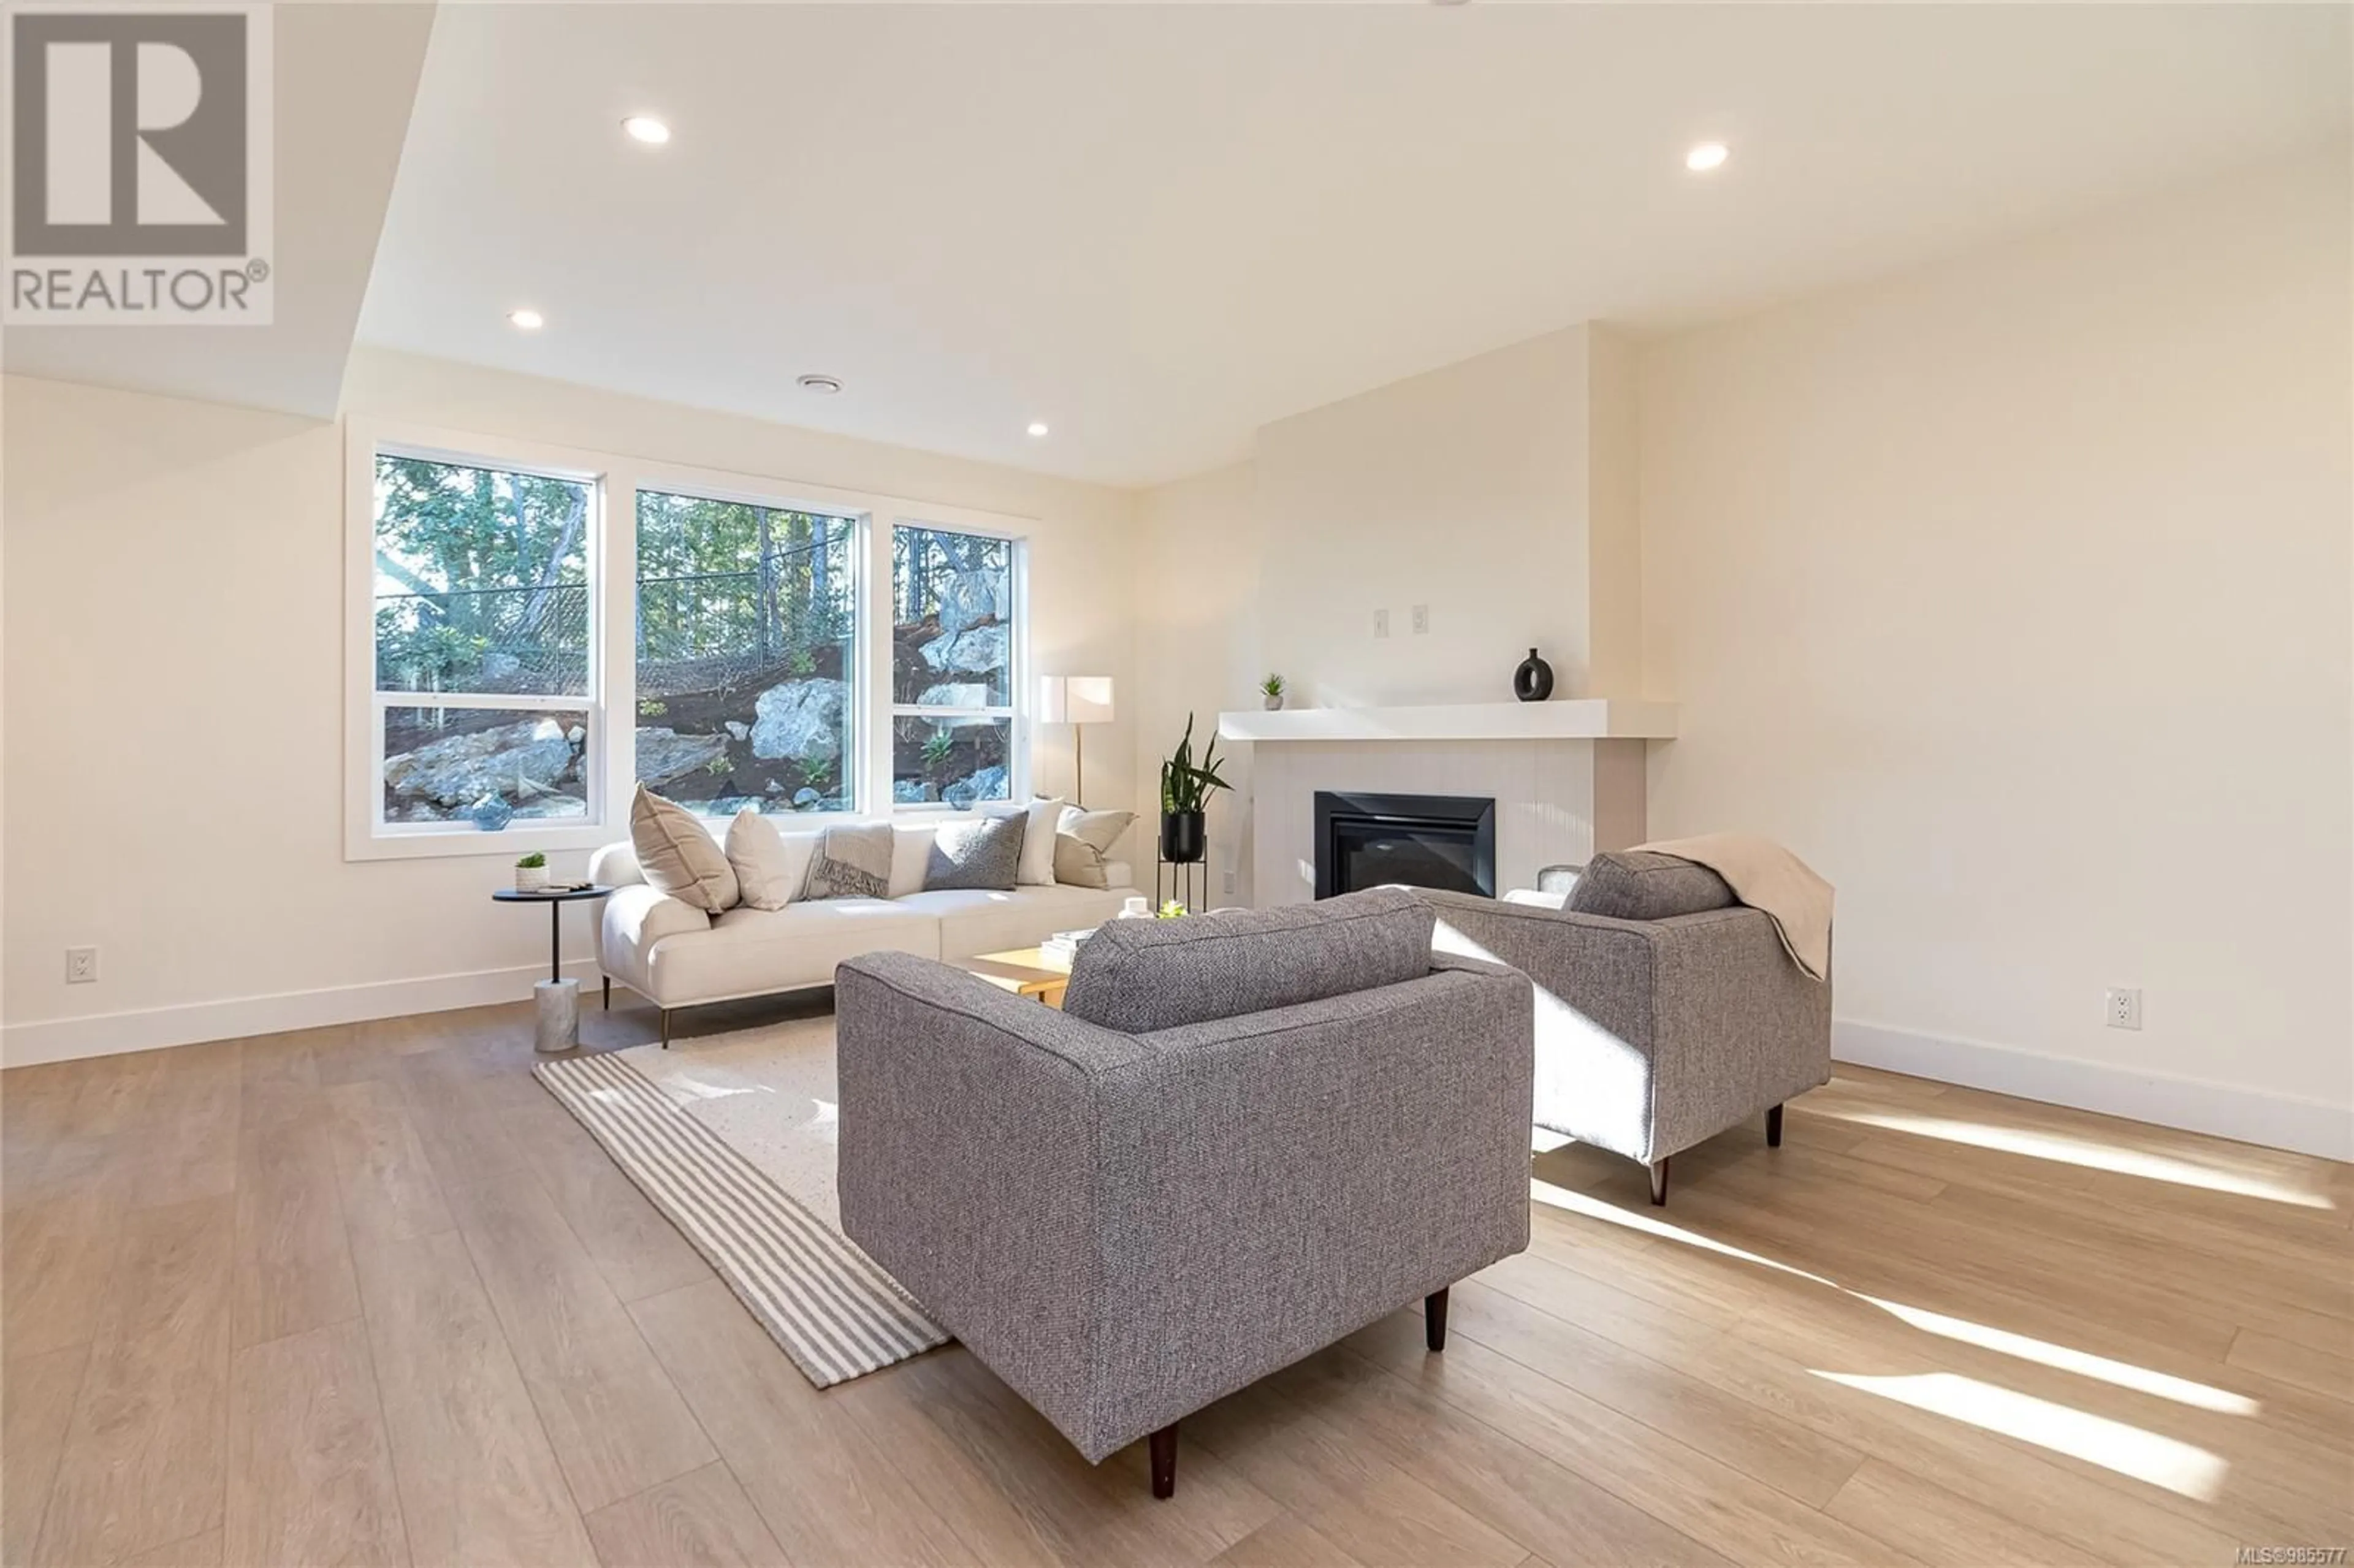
<box><xmin>1767</xmin><ymin>1103</ymin><xmax>1783</xmax><ymax>1148</ymax></box>
<box><xmin>660</xmin><ymin>1009</ymin><xmax>672</xmax><ymax>1049</ymax></box>
<box><xmin>1425</xmin><ymin>1287</ymin><xmax>1449</xmax><ymax>1352</ymax></box>
<box><xmin>602</xmin><ymin>975</ymin><xmax>611</xmax><ymax>1011</ymax></box>
<box><xmin>1648</xmin><ymin>1157</ymin><xmax>1670</xmax><ymax>1206</ymax></box>
<box><xmin>1149</xmin><ymin>1421</ymin><xmax>1178</xmax><ymax>1499</ymax></box>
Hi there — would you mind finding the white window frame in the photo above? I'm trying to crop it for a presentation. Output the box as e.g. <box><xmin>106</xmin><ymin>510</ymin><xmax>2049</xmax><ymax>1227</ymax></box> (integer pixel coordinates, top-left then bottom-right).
<box><xmin>887</xmin><ymin>517</ymin><xmax>1029</xmax><ymax>812</ymax></box>
<box><xmin>345</xmin><ymin>419</ymin><xmax>1035</xmax><ymax>860</ymax></box>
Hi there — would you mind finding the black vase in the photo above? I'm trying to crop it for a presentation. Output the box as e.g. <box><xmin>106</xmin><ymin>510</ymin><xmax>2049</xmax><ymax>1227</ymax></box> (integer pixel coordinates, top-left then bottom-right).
<box><xmin>1160</xmin><ymin>810</ymin><xmax>1206</xmax><ymax>864</ymax></box>
<box><xmin>1512</xmin><ymin>647</ymin><xmax>1555</xmax><ymax>703</ymax></box>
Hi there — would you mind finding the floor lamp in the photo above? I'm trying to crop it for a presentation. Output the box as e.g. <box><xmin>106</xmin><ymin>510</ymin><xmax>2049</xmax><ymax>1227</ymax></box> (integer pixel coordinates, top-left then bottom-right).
<box><xmin>1037</xmin><ymin>676</ymin><xmax>1114</xmax><ymax>805</ymax></box>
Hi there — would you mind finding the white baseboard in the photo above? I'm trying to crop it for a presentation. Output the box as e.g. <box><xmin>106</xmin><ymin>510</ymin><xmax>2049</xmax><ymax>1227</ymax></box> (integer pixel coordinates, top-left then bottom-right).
<box><xmin>1</xmin><ymin>959</ymin><xmax>608</xmax><ymax>1069</ymax></box>
<box><xmin>1834</xmin><ymin>1019</ymin><xmax>2353</xmax><ymax>1163</ymax></box>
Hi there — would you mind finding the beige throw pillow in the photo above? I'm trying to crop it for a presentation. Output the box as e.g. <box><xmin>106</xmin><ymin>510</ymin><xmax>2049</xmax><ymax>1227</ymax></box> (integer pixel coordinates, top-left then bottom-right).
<box><xmin>725</xmin><ymin>808</ymin><xmax>810</xmax><ymax>911</ymax></box>
<box><xmin>1054</xmin><ymin>805</ymin><xmax>1135</xmax><ymax>889</ymax></box>
<box><xmin>630</xmin><ymin>785</ymin><xmax>739</xmax><ymax>911</ymax></box>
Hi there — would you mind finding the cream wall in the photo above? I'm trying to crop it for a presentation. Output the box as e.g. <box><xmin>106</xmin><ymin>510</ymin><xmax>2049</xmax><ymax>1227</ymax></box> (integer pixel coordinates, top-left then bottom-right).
<box><xmin>1639</xmin><ymin>149</ymin><xmax>2353</xmax><ymax>1152</ymax></box>
<box><xmin>1</xmin><ymin>353</ymin><xmax>1138</xmax><ymax>1063</ymax></box>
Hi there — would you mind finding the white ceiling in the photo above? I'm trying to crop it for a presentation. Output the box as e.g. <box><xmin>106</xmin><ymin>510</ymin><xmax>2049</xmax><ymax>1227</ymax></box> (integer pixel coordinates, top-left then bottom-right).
<box><xmin>2</xmin><ymin>4</ymin><xmax>433</xmax><ymax>419</ymax></box>
<box><xmin>348</xmin><ymin>3</ymin><xmax>2341</xmax><ymax>488</ymax></box>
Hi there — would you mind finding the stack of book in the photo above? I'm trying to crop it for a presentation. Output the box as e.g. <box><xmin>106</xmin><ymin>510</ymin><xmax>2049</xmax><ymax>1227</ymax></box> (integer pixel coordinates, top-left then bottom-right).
<box><xmin>1041</xmin><ymin>927</ymin><xmax>1097</xmax><ymax>962</ymax></box>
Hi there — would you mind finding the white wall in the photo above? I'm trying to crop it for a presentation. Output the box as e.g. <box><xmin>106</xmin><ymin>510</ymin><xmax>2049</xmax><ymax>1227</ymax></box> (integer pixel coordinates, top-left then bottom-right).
<box><xmin>1</xmin><ymin>352</ymin><xmax>1138</xmax><ymax>1063</ymax></box>
<box><xmin>1639</xmin><ymin>148</ymin><xmax>2353</xmax><ymax>1154</ymax></box>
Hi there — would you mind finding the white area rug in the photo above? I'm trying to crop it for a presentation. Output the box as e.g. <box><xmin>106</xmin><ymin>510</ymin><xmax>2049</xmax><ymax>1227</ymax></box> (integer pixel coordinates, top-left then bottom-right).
<box><xmin>534</xmin><ymin>1019</ymin><xmax>947</xmax><ymax>1387</ymax></box>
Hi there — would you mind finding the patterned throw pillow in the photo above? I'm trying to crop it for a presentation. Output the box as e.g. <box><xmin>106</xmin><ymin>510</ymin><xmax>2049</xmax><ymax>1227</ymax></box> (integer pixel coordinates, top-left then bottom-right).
<box><xmin>1053</xmin><ymin>806</ymin><xmax>1135</xmax><ymax>888</ymax></box>
<box><xmin>800</xmin><ymin>823</ymin><xmax>894</xmax><ymax>901</ymax></box>
<box><xmin>630</xmin><ymin>785</ymin><xmax>739</xmax><ymax>911</ymax></box>
<box><xmin>924</xmin><ymin>813</ymin><xmax>1026</xmax><ymax>892</ymax></box>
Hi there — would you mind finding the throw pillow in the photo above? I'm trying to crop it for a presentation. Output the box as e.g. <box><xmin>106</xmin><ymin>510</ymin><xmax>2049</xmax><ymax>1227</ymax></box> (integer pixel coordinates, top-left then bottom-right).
<box><xmin>986</xmin><ymin>797</ymin><xmax>1064</xmax><ymax>886</ymax></box>
<box><xmin>1062</xmin><ymin>887</ymin><xmax>1435</xmax><ymax>1033</ymax></box>
<box><xmin>924</xmin><ymin>813</ymin><xmax>1026</xmax><ymax>892</ymax></box>
<box><xmin>630</xmin><ymin>785</ymin><xmax>739</xmax><ymax>912</ymax></box>
<box><xmin>1567</xmin><ymin>850</ymin><xmax>1735</xmax><ymax>921</ymax></box>
<box><xmin>801</xmin><ymin>822</ymin><xmax>894</xmax><ymax>901</ymax></box>
<box><xmin>725</xmin><ymin>808</ymin><xmax>812</xmax><ymax>911</ymax></box>
<box><xmin>1053</xmin><ymin>805</ymin><xmax>1135</xmax><ymax>888</ymax></box>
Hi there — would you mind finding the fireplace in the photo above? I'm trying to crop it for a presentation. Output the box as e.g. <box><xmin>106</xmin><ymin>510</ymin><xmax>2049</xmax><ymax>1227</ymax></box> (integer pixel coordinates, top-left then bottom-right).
<box><xmin>1314</xmin><ymin>791</ymin><xmax>1496</xmax><ymax>900</ymax></box>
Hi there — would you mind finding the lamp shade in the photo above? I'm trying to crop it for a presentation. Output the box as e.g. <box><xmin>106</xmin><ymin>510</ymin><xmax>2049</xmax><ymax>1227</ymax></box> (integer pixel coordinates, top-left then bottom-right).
<box><xmin>1038</xmin><ymin>675</ymin><xmax>1113</xmax><ymax>724</ymax></box>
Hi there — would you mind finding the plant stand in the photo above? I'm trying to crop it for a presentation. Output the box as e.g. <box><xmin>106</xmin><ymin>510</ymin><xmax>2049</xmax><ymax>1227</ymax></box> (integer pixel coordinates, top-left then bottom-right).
<box><xmin>1156</xmin><ymin>831</ymin><xmax>1209</xmax><ymax>913</ymax></box>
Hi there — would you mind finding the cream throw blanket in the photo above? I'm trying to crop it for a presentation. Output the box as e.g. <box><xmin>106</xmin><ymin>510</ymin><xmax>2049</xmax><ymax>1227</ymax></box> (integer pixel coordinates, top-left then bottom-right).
<box><xmin>1636</xmin><ymin>833</ymin><xmax>1834</xmax><ymax>981</ymax></box>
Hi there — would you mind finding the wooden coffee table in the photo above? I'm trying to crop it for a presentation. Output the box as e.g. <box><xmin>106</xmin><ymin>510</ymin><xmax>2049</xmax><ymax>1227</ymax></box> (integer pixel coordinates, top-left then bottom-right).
<box><xmin>957</xmin><ymin>946</ymin><xmax>1073</xmax><ymax>1008</ymax></box>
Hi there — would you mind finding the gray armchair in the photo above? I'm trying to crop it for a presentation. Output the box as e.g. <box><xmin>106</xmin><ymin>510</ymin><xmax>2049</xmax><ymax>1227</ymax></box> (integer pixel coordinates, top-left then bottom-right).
<box><xmin>834</xmin><ymin>889</ymin><xmax>1534</xmax><ymax>1497</ymax></box>
<box><xmin>1414</xmin><ymin>852</ymin><xmax>1830</xmax><ymax>1205</ymax></box>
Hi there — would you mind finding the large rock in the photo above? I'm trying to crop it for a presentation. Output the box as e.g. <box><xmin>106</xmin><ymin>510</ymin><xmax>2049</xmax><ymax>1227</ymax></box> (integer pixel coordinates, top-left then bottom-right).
<box><xmin>936</xmin><ymin>570</ymin><xmax>1002</xmax><ymax>637</ymax></box>
<box><xmin>634</xmin><ymin>726</ymin><xmax>729</xmax><ymax>787</ymax></box>
<box><xmin>751</xmin><ymin>678</ymin><xmax>849</xmax><ymax>762</ymax></box>
<box><xmin>949</xmin><ymin>765</ymin><xmax>1009</xmax><ymax>805</ymax></box>
<box><xmin>918</xmin><ymin>624</ymin><xmax>1008</xmax><ymax>678</ymax></box>
<box><xmin>917</xmin><ymin>682</ymin><xmax>991</xmax><ymax>709</ymax></box>
<box><xmin>383</xmin><ymin>718</ymin><xmax>575</xmax><ymax>809</ymax></box>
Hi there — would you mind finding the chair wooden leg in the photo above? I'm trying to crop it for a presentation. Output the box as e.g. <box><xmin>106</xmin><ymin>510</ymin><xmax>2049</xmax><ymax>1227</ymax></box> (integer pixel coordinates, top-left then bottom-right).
<box><xmin>602</xmin><ymin>975</ymin><xmax>611</xmax><ymax>1011</ymax></box>
<box><xmin>1648</xmin><ymin>1157</ymin><xmax>1670</xmax><ymax>1206</ymax></box>
<box><xmin>660</xmin><ymin>1009</ymin><xmax>672</xmax><ymax>1049</ymax></box>
<box><xmin>1425</xmin><ymin>1287</ymin><xmax>1449</xmax><ymax>1352</ymax></box>
<box><xmin>1766</xmin><ymin>1103</ymin><xmax>1784</xmax><ymax>1147</ymax></box>
<box><xmin>1149</xmin><ymin>1421</ymin><xmax>1178</xmax><ymax>1499</ymax></box>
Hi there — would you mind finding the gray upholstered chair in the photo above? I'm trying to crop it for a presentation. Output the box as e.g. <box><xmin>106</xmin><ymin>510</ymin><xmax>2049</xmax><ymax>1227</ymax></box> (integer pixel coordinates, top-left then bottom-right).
<box><xmin>1414</xmin><ymin>851</ymin><xmax>1831</xmax><ymax>1205</ymax></box>
<box><xmin>834</xmin><ymin>889</ymin><xmax>1534</xmax><ymax>1498</ymax></box>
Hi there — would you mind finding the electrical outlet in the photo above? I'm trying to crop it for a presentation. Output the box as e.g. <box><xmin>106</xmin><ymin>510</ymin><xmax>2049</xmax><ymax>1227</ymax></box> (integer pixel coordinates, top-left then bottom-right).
<box><xmin>1373</xmin><ymin>608</ymin><xmax>1390</xmax><ymax>638</ymax></box>
<box><xmin>1223</xmin><ymin>867</ymin><xmax>1237</xmax><ymax>896</ymax></box>
<box><xmin>65</xmin><ymin>946</ymin><xmax>99</xmax><ymax>984</ymax></box>
<box><xmin>1411</xmin><ymin>604</ymin><xmax>1430</xmax><ymax>634</ymax></box>
<box><xmin>2105</xmin><ymin>988</ymin><xmax>2142</xmax><ymax>1030</ymax></box>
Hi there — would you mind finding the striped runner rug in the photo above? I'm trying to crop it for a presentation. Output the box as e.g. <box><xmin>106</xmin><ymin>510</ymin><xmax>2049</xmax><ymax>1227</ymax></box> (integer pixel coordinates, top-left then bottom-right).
<box><xmin>535</xmin><ymin>1048</ymin><xmax>947</xmax><ymax>1386</ymax></box>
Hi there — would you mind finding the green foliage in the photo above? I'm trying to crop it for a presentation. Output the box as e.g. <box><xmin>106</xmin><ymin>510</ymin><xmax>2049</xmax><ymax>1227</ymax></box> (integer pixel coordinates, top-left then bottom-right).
<box><xmin>801</xmin><ymin>757</ymin><xmax>836</xmax><ymax>793</ymax></box>
<box><xmin>638</xmin><ymin>699</ymin><xmax>668</xmax><ymax>718</ymax></box>
<box><xmin>921</xmin><ymin>729</ymin><xmax>958</xmax><ymax>771</ymax></box>
<box><xmin>1156</xmin><ymin>900</ymin><xmax>1187</xmax><ymax>918</ymax></box>
<box><xmin>704</xmin><ymin>755</ymin><xmax>731</xmax><ymax>776</ymax></box>
<box><xmin>1159</xmin><ymin>712</ymin><xmax>1232</xmax><ymax>815</ymax></box>
<box><xmin>1260</xmin><ymin>673</ymin><xmax>1284</xmax><ymax>696</ymax></box>
<box><xmin>516</xmin><ymin>851</ymin><xmax>546</xmax><ymax>869</ymax></box>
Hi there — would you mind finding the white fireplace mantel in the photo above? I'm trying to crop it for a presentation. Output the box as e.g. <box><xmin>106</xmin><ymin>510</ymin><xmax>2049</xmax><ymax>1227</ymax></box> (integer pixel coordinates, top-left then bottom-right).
<box><xmin>1217</xmin><ymin>698</ymin><xmax>1675</xmax><ymax>745</ymax></box>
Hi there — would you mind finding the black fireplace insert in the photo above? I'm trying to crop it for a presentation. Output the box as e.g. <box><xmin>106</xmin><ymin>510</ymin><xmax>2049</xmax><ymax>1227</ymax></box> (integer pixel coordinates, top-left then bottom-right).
<box><xmin>1313</xmin><ymin>791</ymin><xmax>1496</xmax><ymax>900</ymax></box>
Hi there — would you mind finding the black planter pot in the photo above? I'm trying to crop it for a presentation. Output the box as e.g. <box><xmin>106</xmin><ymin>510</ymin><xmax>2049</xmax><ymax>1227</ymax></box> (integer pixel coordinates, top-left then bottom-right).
<box><xmin>1512</xmin><ymin>647</ymin><xmax>1555</xmax><ymax>703</ymax></box>
<box><xmin>1159</xmin><ymin>810</ymin><xmax>1207</xmax><ymax>865</ymax></box>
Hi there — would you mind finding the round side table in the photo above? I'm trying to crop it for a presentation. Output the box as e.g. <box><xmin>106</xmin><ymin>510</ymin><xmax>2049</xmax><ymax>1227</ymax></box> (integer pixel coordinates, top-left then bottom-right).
<box><xmin>492</xmin><ymin>885</ymin><xmax>615</xmax><ymax>1053</ymax></box>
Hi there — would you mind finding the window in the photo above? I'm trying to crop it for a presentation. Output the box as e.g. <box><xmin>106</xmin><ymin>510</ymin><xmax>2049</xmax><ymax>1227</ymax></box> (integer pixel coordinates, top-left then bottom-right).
<box><xmin>891</xmin><ymin>523</ymin><xmax>1017</xmax><ymax>807</ymax></box>
<box><xmin>348</xmin><ymin>425</ymin><xmax>1037</xmax><ymax>856</ymax></box>
<box><xmin>371</xmin><ymin>452</ymin><xmax>597</xmax><ymax>828</ymax></box>
<box><xmin>634</xmin><ymin>491</ymin><xmax>858</xmax><ymax>816</ymax></box>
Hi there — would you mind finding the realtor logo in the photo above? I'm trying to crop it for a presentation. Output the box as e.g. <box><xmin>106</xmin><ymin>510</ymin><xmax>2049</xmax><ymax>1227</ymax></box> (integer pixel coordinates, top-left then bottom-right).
<box><xmin>6</xmin><ymin>4</ymin><xmax>273</xmax><ymax>323</ymax></box>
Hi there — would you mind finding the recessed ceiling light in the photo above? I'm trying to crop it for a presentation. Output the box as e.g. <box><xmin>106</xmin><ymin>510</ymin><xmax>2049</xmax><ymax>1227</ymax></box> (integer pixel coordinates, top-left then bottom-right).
<box><xmin>622</xmin><ymin>115</ymin><xmax>671</xmax><ymax>145</ymax></box>
<box><xmin>797</xmin><ymin>373</ymin><xmax>843</xmax><ymax>395</ymax></box>
<box><xmin>1685</xmin><ymin>142</ymin><xmax>1730</xmax><ymax>173</ymax></box>
<box><xmin>507</xmin><ymin>308</ymin><xmax>544</xmax><ymax>330</ymax></box>
<box><xmin>1026</xmin><ymin>421</ymin><xmax>1049</xmax><ymax>437</ymax></box>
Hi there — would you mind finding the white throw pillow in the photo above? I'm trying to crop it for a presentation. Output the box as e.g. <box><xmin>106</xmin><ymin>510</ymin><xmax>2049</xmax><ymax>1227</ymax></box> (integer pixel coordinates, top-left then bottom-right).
<box><xmin>986</xmin><ymin>797</ymin><xmax>1064</xmax><ymax>886</ymax></box>
<box><xmin>725</xmin><ymin>809</ymin><xmax>813</xmax><ymax>911</ymax></box>
<box><xmin>630</xmin><ymin>785</ymin><xmax>739</xmax><ymax>912</ymax></box>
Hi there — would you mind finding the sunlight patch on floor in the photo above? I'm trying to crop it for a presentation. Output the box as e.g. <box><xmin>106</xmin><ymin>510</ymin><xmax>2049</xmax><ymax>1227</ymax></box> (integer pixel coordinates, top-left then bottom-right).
<box><xmin>1815</xmin><ymin>1371</ymin><xmax>2228</xmax><ymax>1499</ymax></box>
<box><xmin>1862</xmin><ymin>1297</ymin><xmax>2259</xmax><ymax>1415</ymax></box>
<box><xmin>1816</xmin><ymin>1108</ymin><xmax>2334</xmax><ymax>1210</ymax></box>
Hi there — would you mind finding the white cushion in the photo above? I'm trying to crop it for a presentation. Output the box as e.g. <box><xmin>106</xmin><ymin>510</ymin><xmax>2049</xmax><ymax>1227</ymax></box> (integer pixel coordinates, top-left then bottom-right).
<box><xmin>641</xmin><ymin>899</ymin><xmax>941</xmax><ymax>1006</ymax></box>
<box><xmin>986</xmin><ymin>797</ymin><xmax>1064</xmax><ymax>886</ymax></box>
<box><xmin>597</xmin><ymin>885</ymin><xmax>712</xmax><ymax>996</ymax></box>
<box><xmin>896</xmin><ymin>883</ymin><xmax>1140</xmax><ymax>961</ymax></box>
<box><xmin>725</xmin><ymin>810</ymin><xmax>814</xmax><ymax>910</ymax></box>
<box><xmin>888</xmin><ymin>823</ymin><xmax>937</xmax><ymax>897</ymax></box>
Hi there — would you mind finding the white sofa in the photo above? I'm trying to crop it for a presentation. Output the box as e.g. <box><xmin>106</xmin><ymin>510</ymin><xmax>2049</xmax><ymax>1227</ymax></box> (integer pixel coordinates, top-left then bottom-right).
<box><xmin>588</xmin><ymin>821</ymin><xmax>1138</xmax><ymax>1040</ymax></box>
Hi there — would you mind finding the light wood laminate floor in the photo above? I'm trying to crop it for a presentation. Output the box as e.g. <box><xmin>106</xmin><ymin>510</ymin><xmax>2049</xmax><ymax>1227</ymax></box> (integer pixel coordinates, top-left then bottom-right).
<box><xmin>3</xmin><ymin>994</ymin><xmax>2348</xmax><ymax>1567</ymax></box>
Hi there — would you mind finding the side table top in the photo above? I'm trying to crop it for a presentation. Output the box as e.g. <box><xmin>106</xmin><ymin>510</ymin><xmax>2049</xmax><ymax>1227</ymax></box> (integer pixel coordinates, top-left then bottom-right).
<box><xmin>492</xmin><ymin>884</ymin><xmax>617</xmax><ymax>904</ymax></box>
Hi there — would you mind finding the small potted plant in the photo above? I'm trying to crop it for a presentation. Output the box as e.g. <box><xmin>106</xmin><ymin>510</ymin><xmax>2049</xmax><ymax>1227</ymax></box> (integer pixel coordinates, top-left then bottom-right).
<box><xmin>514</xmin><ymin>851</ymin><xmax>549</xmax><ymax>893</ymax></box>
<box><xmin>1260</xmin><ymin>673</ymin><xmax>1285</xmax><ymax>711</ymax></box>
<box><xmin>1158</xmin><ymin>711</ymin><xmax>1232</xmax><ymax>866</ymax></box>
